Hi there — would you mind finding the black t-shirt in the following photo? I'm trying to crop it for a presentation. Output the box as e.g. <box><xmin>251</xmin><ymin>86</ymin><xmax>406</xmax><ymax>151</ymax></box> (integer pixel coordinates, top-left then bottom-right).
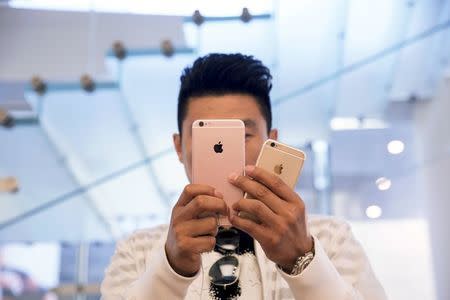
<box><xmin>210</xmin><ymin>228</ymin><xmax>255</xmax><ymax>300</ymax></box>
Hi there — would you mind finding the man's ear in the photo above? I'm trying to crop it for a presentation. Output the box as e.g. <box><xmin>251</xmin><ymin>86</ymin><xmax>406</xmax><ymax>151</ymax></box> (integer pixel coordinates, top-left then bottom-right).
<box><xmin>173</xmin><ymin>133</ymin><xmax>183</xmax><ymax>163</ymax></box>
<box><xmin>269</xmin><ymin>128</ymin><xmax>278</xmax><ymax>141</ymax></box>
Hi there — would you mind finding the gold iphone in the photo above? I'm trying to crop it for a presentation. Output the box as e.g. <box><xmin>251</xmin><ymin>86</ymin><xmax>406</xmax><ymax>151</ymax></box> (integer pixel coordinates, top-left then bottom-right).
<box><xmin>254</xmin><ymin>139</ymin><xmax>306</xmax><ymax>189</ymax></box>
<box><xmin>192</xmin><ymin>119</ymin><xmax>245</xmax><ymax>226</ymax></box>
<box><xmin>241</xmin><ymin>139</ymin><xmax>306</xmax><ymax>221</ymax></box>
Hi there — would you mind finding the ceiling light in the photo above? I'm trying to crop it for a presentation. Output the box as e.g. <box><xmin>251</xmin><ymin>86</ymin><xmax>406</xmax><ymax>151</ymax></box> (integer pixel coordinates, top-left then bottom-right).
<box><xmin>376</xmin><ymin>177</ymin><xmax>391</xmax><ymax>191</ymax></box>
<box><xmin>366</xmin><ymin>205</ymin><xmax>382</xmax><ymax>219</ymax></box>
<box><xmin>387</xmin><ymin>140</ymin><xmax>405</xmax><ymax>154</ymax></box>
<box><xmin>330</xmin><ymin>117</ymin><xmax>388</xmax><ymax>131</ymax></box>
<box><xmin>330</xmin><ymin>117</ymin><xmax>360</xmax><ymax>130</ymax></box>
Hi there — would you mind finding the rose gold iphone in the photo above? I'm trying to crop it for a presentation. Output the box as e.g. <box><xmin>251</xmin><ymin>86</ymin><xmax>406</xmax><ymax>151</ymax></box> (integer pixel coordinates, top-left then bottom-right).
<box><xmin>192</xmin><ymin>119</ymin><xmax>245</xmax><ymax>226</ymax></box>
<box><xmin>241</xmin><ymin>139</ymin><xmax>306</xmax><ymax>221</ymax></box>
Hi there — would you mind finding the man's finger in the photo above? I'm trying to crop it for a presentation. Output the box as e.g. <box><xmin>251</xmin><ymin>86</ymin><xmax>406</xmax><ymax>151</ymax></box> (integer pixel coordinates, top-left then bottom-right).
<box><xmin>244</xmin><ymin>165</ymin><xmax>299</xmax><ymax>203</ymax></box>
<box><xmin>181</xmin><ymin>195</ymin><xmax>228</xmax><ymax>219</ymax></box>
<box><xmin>229</xmin><ymin>174</ymin><xmax>284</xmax><ymax>214</ymax></box>
<box><xmin>178</xmin><ymin>217</ymin><xmax>219</xmax><ymax>237</ymax></box>
<box><xmin>191</xmin><ymin>236</ymin><xmax>216</xmax><ymax>254</ymax></box>
<box><xmin>232</xmin><ymin>198</ymin><xmax>279</xmax><ymax>226</ymax></box>
<box><xmin>176</xmin><ymin>184</ymin><xmax>220</xmax><ymax>207</ymax></box>
<box><xmin>229</xmin><ymin>213</ymin><xmax>270</xmax><ymax>244</ymax></box>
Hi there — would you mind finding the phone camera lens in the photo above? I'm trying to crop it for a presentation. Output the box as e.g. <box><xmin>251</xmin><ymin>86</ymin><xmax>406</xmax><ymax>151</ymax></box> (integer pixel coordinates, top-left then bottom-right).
<box><xmin>270</xmin><ymin>142</ymin><xmax>276</xmax><ymax>147</ymax></box>
<box><xmin>199</xmin><ymin>121</ymin><xmax>204</xmax><ymax>127</ymax></box>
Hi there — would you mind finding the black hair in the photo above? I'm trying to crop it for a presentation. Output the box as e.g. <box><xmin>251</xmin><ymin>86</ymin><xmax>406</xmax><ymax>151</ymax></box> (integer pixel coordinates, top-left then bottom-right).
<box><xmin>177</xmin><ymin>53</ymin><xmax>273</xmax><ymax>134</ymax></box>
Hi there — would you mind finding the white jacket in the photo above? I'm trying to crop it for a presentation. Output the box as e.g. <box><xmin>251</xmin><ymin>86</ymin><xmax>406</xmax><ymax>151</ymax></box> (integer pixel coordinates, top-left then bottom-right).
<box><xmin>101</xmin><ymin>215</ymin><xmax>387</xmax><ymax>300</ymax></box>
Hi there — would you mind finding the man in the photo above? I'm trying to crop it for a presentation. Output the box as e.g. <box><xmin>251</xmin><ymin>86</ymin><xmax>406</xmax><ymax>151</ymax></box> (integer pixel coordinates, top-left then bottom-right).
<box><xmin>101</xmin><ymin>53</ymin><xmax>386</xmax><ymax>299</ymax></box>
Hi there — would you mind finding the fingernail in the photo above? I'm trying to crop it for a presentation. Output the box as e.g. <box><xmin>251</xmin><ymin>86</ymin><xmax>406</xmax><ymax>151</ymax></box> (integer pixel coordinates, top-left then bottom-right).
<box><xmin>228</xmin><ymin>172</ymin><xmax>239</xmax><ymax>182</ymax></box>
<box><xmin>214</xmin><ymin>190</ymin><xmax>223</xmax><ymax>198</ymax></box>
<box><xmin>245</xmin><ymin>165</ymin><xmax>255</xmax><ymax>174</ymax></box>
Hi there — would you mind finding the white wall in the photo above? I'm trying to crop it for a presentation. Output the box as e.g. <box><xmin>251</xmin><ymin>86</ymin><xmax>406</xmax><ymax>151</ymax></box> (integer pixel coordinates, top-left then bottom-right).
<box><xmin>351</xmin><ymin>219</ymin><xmax>436</xmax><ymax>300</ymax></box>
<box><xmin>414</xmin><ymin>76</ymin><xmax>450</xmax><ymax>300</ymax></box>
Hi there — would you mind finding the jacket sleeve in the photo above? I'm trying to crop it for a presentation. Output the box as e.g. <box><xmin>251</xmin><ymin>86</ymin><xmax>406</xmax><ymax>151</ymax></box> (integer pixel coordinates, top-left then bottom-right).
<box><xmin>100</xmin><ymin>230</ymin><xmax>198</xmax><ymax>300</ymax></box>
<box><xmin>278</xmin><ymin>220</ymin><xmax>387</xmax><ymax>300</ymax></box>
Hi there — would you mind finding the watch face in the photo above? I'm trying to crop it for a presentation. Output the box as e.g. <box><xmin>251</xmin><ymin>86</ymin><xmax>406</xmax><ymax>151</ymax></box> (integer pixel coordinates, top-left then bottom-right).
<box><xmin>291</xmin><ymin>252</ymin><xmax>315</xmax><ymax>275</ymax></box>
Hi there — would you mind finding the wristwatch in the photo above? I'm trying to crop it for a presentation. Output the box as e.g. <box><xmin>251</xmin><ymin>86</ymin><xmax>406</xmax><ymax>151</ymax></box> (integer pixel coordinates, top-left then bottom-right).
<box><xmin>284</xmin><ymin>237</ymin><xmax>315</xmax><ymax>276</ymax></box>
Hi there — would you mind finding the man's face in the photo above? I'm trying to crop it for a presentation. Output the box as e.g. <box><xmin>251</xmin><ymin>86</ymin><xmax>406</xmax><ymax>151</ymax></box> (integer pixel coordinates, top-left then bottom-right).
<box><xmin>173</xmin><ymin>94</ymin><xmax>278</xmax><ymax>182</ymax></box>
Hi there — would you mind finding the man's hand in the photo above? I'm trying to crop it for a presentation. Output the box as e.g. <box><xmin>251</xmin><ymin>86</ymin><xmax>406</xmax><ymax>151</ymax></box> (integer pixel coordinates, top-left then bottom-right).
<box><xmin>165</xmin><ymin>184</ymin><xmax>228</xmax><ymax>277</ymax></box>
<box><xmin>229</xmin><ymin>165</ymin><xmax>313</xmax><ymax>272</ymax></box>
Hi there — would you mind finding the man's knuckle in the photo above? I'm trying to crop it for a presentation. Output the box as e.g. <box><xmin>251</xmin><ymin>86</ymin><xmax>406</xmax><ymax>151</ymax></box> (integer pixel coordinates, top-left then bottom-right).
<box><xmin>293</xmin><ymin>204</ymin><xmax>304</xmax><ymax>218</ymax></box>
<box><xmin>278</xmin><ymin>222</ymin><xmax>288</xmax><ymax>235</ymax></box>
<box><xmin>221</xmin><ymin>202</ymin><xmax>228</xmax><ymax>213</ymax></box>
<box><xmin>235</xmin><ymin>175</ymin><xmax>245</xmax><ymax>185</ymax></box>
<box><xmin>273</xmin><ymin>176</ymin><xmax>284</xmax><ymax>188</ymax></box>
<box><xmin>207</xmin><ymin>217</ymin><xmax>217</xmax><ymax>228</ymax></box>
<box><xmin>173</xmin><ymin>225</ymin><xmax>183</xmax><ymax>240</ymax></box>
<box><xmin>177</xmin><ymin>237</ymin><xmax>188</xmax><ymax>252</ymax></box>
<box><xmin>194</xmin><ymin>196</ymin><xmax>206</xmax><ymax>209</ymax></box>
<box><xmin>255</xmin><ymin>186</ymin><xmax>269</xmax><ymax>198</ymax></box>
<box><xmin>234</xmin><ymin>217</ymin><xmax>246</xmax><ymax>229</ymax></box>
<box><xmin>208</xmin><ymin>237</ymin><xmax>216</xmax><ymax>248</ymax></box>
<box><xmin>171</xmin><ymin>208</ymin><xmax>179</xmax><ymax>220</ymax></box>
<box><xmin>286</xmin><ymin>211</ymin><xmax>298</xmax><ymax>225</ymax></box>
<box><xmin>252</xmin><ymin>201</ymin><xmax>264</xmax><ymax>213</ymax></box>
<box><xmin>270</xmin><ymin>234</ymin><xmax>280</xmax><ymax>245</ymax></box>
<box><xmin>297</xmin><ymin>201</ymin><xmax>306</xmax><ymax>212</ymax></box>
<box><xmin>184</xmin><ymin>185</ymin><xmax>194</xmax><ymax>196</ymax></box>
<box><xmin>253</xmin><ymin>168</ymin><xmax>261</xmax><ymax>176</ymax></box>
<box><xmin>208</xmin><ymin>186</ymin><xmax>216</xmax><ymax>195</ymax></box>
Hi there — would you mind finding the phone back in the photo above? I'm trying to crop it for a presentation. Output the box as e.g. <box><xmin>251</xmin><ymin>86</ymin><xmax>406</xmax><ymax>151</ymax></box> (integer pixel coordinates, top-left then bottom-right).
<box><xmin>256</xmin><ymin>139</ymin><xmax>305</xmax><ymax>189</ymax></box>
<box><xmin>192</xmin><ymin>119</ymin><xmax>245</xmax><ymax>225</ymax></box>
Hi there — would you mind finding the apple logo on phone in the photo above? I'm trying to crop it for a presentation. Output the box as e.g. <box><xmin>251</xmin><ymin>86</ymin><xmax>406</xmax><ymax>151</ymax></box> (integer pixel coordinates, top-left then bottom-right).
<box><xmin>214</xmin><ymin>141</ymin><xmax>224</xmax><ymax>153</ymax></box>
<box><xmin>274</xmin><ymin>163</ymin><xmax>283</xmax><ymax>175</ymax></box>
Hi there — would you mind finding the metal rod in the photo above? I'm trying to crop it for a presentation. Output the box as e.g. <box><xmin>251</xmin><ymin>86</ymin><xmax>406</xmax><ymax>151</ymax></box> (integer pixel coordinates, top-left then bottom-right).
<box><xmin>183</xmin><ymin>13</ymin><xmax>271</xmax><ymax>23</ymax></box>
<box><xmin>273</xmin><ymin>18</ymin><xmax>450</xmax><ymax>106</ymax></box>
<box><xmin>75</xmin><ymin>243</ymin><xmax>89</xmax><ymax>300</ymax></box>
<box><xmin>0</xmin><ymin>148</ymin><xmax>173</xmax><ymax>231</ymax></box>
<box><xmin>105</xmin><ymin>47</ymin><xmax>194</xmax><ymax>58</ymax></box>
<box><xmin>116</xmin><ymin>61</ymin><xmax>172</xmax><ymax>213</ymax></box>
<box><xmin>35</xmin><ymin>95</ymin><xmax>118</xmax><ymax>238</ymax></box>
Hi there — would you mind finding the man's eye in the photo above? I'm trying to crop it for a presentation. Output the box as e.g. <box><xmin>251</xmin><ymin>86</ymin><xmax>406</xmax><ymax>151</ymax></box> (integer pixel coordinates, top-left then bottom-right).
<box><xmin>245</xmin><ymin>134</ymin><xmax>253</xmax><ymax>139</ymax></box>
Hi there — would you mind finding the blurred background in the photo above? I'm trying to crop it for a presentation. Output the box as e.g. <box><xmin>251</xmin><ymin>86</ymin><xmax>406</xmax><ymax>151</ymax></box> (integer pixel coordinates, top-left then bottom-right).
<box><xmin>1</xmin><ymin>0</ymin><xmax>449</xmax><ymax>299</ymax></box>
